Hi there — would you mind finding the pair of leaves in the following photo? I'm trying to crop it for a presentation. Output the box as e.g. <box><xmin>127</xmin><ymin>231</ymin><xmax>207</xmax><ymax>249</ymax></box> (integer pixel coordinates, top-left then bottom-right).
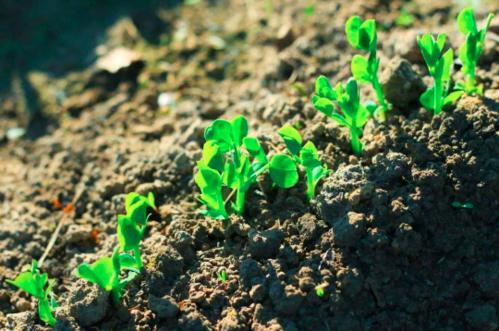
<box><xmin>204</xmin><ymin>115</ymin><xmax>248</xmax><ymax>152</ymax></box>
<box><xmin>417</xmin><ymin>33</ymin><xmax>448</xmax><ymax>74</ymax></box>
<box><xmin>124</xmin><ymin>192</ymin><xmax>156</xmax><ymax>226</ymax></box>
<box><xmin>276</xmin><ymin>125</ymin><xmax>329</xmax><ymax>199</ymax></box>
<box><xmin>345</xmin><ymin>16</ymin><xmax>377</xmax><ymax>51</ymax></box>
<box><xmin>420</xmin><ymin>87</ymin><xmax>463</xmax><ymax>112</ymax></box>
<box><xmin>6</xmin><ymin>260</ymin><xmax>57</xmax><ymax>326</ymax></box>
<box><xmin>77</xmin><ymin>248</ymin><xmax>138</xmax><ymax>303</ymax></box>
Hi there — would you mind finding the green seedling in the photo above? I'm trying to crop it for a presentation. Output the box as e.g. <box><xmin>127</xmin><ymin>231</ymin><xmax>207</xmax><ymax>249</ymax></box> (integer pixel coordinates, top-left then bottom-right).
<box><xmin>277</xmin><ymin>124</ymin><xmax>329</xmax><ymax>200</ymax></box>
<box><xmin>312</xmin><ymin>76</ymin><xmax>370</xmax><ymax>155</ymax></box>
<box><xmin>217</xmin><ymin>269</ymin><xmax>228</xmax><ymax>283</ymax></box>
<box><xmin>345</xmin><ymin>16</ymin><xmax>390</xmax><ymax>121</ymax></box>
<box><xmin>451</xmin><ymin>201</ymin><xmax>474</xmax><ymax>209</ymax></box>
<box><xmin>117</xmin><ymin>192</ymin><xmax>155</xmax><ymax>269</ymax></box>
<box><xmin>417</xmin><ymin>33</ymin><xmax>463</xmax><ymax>115</ymax></box>
<box><xmin>6</xmin><ymin>260</ymin><xmax>57</xmax><ymax>326</ymax></box>
<box><xmin>456</xmin><ymin>8</ymin><xmax>494</xmax><ymax>96</ymax></box>
<box><xmin>315</xmin><ymin>286</ymin><xmax>325</xmax><ymax>297</ymax></box>
<box><xmin>396</xmin><ymin>9</ymin><xmax>415</xmax><ymax>27</ymax></box>
<box><xmin>304</xmin><ymin>4</ymin><xmax>315</xmax><ymax>17</ymax></box>
<box><xmin>195</xmin><ymin>115</ymin><xmax>298</xmax><ymax>219</ymax></box>
<box><xmin>77</xmin><ymin>248</ymin><xmax>139</xmax><ymax>304</ymax></box>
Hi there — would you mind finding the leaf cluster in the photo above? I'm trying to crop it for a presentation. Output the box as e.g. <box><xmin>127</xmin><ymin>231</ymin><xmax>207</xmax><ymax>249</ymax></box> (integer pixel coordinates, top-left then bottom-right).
<box><xmin>276</xmin><ymin>125</ymin><xmax>329</xmax><ymax>200</ymax></box>
<box><xmin>345</xmin><ymin>16</ymin><xmax>389</xmax><ymax>121</ymax></box>
<box><xmin>312</xmin><ymin>76</ymin><xmax>370</xmax><ymax>155</ymax></box>
<box><xmin>195</xmin><ymin>115</ymin><xmax>301</xmax><ymax>219</ymax></box>
<box><xmin>417</xmin><ymin>33</ymin><xmax>463</xmax><ymax>114</ymax></box>
<box><xmin>6</xmin><ymin>260</ymin><xmax>57</xmax><ymax>326</ymax></box>
<box><xmin>456</xmin><ymin>8</ymin><xmax>495</xmax><ymax>95</ymax></box>
<box><xmin>77</xmin><ymin>192</ymin><xmax>155</xmax><ymax>303</ymax></box>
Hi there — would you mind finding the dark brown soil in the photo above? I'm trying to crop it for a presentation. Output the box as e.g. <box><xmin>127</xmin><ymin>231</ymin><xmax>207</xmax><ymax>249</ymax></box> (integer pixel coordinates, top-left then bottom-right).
<box><xmin>0</xmin><ymin>0</ymin><xmax>498</xmax><ymax>330</ymax></box>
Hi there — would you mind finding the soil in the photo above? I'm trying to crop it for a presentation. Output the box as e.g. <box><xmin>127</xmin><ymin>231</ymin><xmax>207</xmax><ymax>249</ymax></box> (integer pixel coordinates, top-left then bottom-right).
<box><xmin>0</xmin><ymin>0</ymin><xmax>498</xmax><ymax>330</ymax></box>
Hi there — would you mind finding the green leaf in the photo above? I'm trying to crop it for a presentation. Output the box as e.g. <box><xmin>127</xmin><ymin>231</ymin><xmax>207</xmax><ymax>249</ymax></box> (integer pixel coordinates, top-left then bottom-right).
<box><xmin>356</xmin><ymin>105</ymin><xmax>370</xmax><ymax>128</ymax></box>
<box><xmin>38</xmin><ymin>298</ymin><xmax>56</xmax><ymax>326</ymax></box>
<box><xmin>479</xmin><ymin>13</ymin><xmax>495</xmax><ymax>43</ymax></box>
<box><xmin>345</xmin><ymin>16</ymin><xmax>362</xmax><ymax>49</ymax></box>
<box><xmin>436</xmin><ymin>33</ymin><xmax>447</xmax><ymax>54</ymax></box>
<box><xmin>300</xmin><ymin>141</ymin><xmax>319</xmax><ymax>167</ymax></box>
<box><xmin>119</xmin><ymin>253</ymin><xmax>140</xmax><ymax>272</ymax></box>
<box><xmin>440</xmin><ymin>48</ymin><xmax>454</xmax><ymax>82</ymax></box>
<box><xmin>315</xmin><ymin>75</ymin><xmax>336</xmax><ymax>100</ymax></box>
<box><xmin>278</xmin><ymin>124</ymin><xmax>303</xmax><ymax>156</ymax></box>
<box><xmin>359</xmin><ymin>19</ymin><xmax>376</xmax><ymax>50</ymax></box>
<box><xmin>6</xmin><ymin>271</ymin><xmax>43</xmax><ymax>298</ymax></box>
<box><xmin>230</xmin><ymin>115</ymin><xmax>248</xmax><ymax>147</ymax></box>
<box><xmin>345</xmin><ymin>79</ymin><xmax>360</xmax><ymax>111</ymax></box>
<box><xmin>312</xmin><ymin>95</ymin><xmax>335</xmax><ymax>117</ymax></box>
<box><xmin>444</xmin><ymin>90</ymin><xmax>464</xmax><ymax>106</ymax></box>
<box><xmin>202</xmin><ymin>140</ymin><xmax>225</xmax><ymax>173</ymax></box>
<box><xmin>195</xmin><ymin>164</ymin><xmax>223</xmax><ymax>194</ymax></box>
<box><xmin>417</xmin><ymin>34</ymin><xmax>436</xmax><ymax>68</ymax></box>
<box><xmin>457</xmin><ymin>8</ymin><xmax>478</xmax><ymax>35</ymax></box>
<box><xmin>269</xmin><ymin>154</ymin><xmax>299</xmax><ymax>188</ymax></box>
<box><xmin>117</xmin><ymin>214</ymin><xmax>142</xmax><ymax>252</ymax></box>
<box><xmin>243</xmin><ymin>137</ymin><xmax>268</xmax><ymax>170</ymax></box>
<box><xmin>351</xmin><ymin>55</ymin><xmax>370</xmax><ymax>82</ymax></box>
<box><xmin>204</xmin><ymin>119</ymin><xmax>233</xmax><ymax>151</ymax></box>
<box><xmin>420</xmin><ymin>87</ymin><xmax>435</xmax><ymax>111</ymax></box>
<box><xmin>222</xmin><ymin>161</ymin><xmax>237</xmax><ymax>189</ymax></box>
<box><xmin>77</xmin><ymin>257</ymin><xmax>116</xmax><ymax>291</ymax></box>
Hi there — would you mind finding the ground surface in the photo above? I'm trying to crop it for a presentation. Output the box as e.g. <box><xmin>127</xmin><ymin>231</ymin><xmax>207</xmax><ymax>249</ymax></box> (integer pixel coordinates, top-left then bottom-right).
<box><xmin>0</xmin><ymin>0</ymin><xmax>498</xmax><ymax>330</ymax></box>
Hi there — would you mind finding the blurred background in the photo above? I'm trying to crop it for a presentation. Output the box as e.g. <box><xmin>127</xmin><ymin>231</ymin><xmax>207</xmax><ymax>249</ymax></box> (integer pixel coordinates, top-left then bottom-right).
<box><xmin>0</xmin><ymin>0</ymin><xmax>496</xmax><ymax>141</ymax></box>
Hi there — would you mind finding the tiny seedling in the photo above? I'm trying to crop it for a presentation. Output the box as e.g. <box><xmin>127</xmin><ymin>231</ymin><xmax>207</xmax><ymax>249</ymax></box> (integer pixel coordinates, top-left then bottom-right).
<box><xmin>417</xmin><ymin>33</ymin><xmax>463</xmax><ymax>115</ymax></box>
<box><xmin>77</xmin><ymin>248</ymin><xmax>139</xmax><ymax>304</ymax></box>
<box><xmin>195</xmin><ymin>115</ymin><xmax>298</xmax><ymax>219</ymax></box>
<box><xmin>315</xmin><ymin>286</ymin><xmax>325</xmax><ymax>298</ymax></box>
<box><xmin>117</xmin><ymin>192</ymin><xmax>155</xmax><ymax>269</ymax></box>
<box><xmin>451</xmin><ymin>201</ymin><xmax>474</xmax><ymax>209</ymax></box>
<box><xmin>396</xmin><ymin>9</ymin><xmax>415</xmax><ymax>27</ymax></box>
<box><xmin>345</xmin><ymin>16</ymin><xmax>390</xmax><ymax>121</ymax></box>
<box><xmin>456</xmin><ymin>8</ymin><xmax>495</xmax><ymax>95</ymax></box>
<box><xmin>303</xmin><ymin>4</ymin><xmax>315</xmax><ymax>17</ymax></box>
<box><xmin>217</xmin><ymin>269</ymin><xmax>228</xmax><ymax>283</ymax></box>
<box><xmin>6</xmin><ymin>260</ymin><xmax>57</xmax><ymax>326</ymax></box>
<box><xmin>312</xmin><ymin>76</ymin><xmax>370</xmax><ymax>155</ymax></box>
<box><xmin>277</xmin><ymin>124</ymin><xmax>329</xmax><ymax>200</ymax></box>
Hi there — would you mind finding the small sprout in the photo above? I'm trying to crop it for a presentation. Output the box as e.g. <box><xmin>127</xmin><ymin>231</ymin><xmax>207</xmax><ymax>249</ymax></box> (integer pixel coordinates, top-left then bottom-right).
<box><xmin>76</xmin><ymin>248</ymin><xmax>139</xmax><ymax>304</ymax></box>
<box><xmin>456</xmin><ymin>8</ymin><xmax>494</xmax><ymax>96</ymax></box>
<box><xmin>6</xmin><ymin>260</ymin><xmax>57</xmax><ymax>326</ymax></box>
<box><xmin>276</xmin><ymin>124</ymin><xmax>329</xmax><ymax>200</ymax></box>
<box><xmin>117</xmin><ymin>192</ymin><xmax>156</xmax><ymax>269</ymax></box>
<box><xmin>217</xmin><ymin>269</ymin><xmax>228</xmax><ymax>283</ymax></box>
<box><xmin>345</xmin><ymin>16</ymin><xmax>390</xmax><ymax>121</ymax></box>
<box><xmin>315</xmin><ymin>286</ymin><xmax>325</xmax><ymax>297</ymax></box>
<box><xmin>312</xmin><ymin>76</ymin><xmax>369</xmax><ymax>155</ymax></box>
<box><xmin>395</xmin><ymin>9</ymin><xmax>415</xmax><ymax>27</ymax></box>
<box><xmin>451</xmin><ymin>201</ymin><xmax>474</xmax><ymax>209</ymax></box>
<box><xmin>195</xmin><ymin>115</ymin><xmax>300</xmax><ymax>219</ymax></box>
<box><xmin>417</xmin><ymin>33</ymin><xmax>463</xmax><ymax>115</ymax></box>
<box><xmin>303</xmin><ymin>4</ymin><xmax>315</xmax><ymax>17</ymax></box>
